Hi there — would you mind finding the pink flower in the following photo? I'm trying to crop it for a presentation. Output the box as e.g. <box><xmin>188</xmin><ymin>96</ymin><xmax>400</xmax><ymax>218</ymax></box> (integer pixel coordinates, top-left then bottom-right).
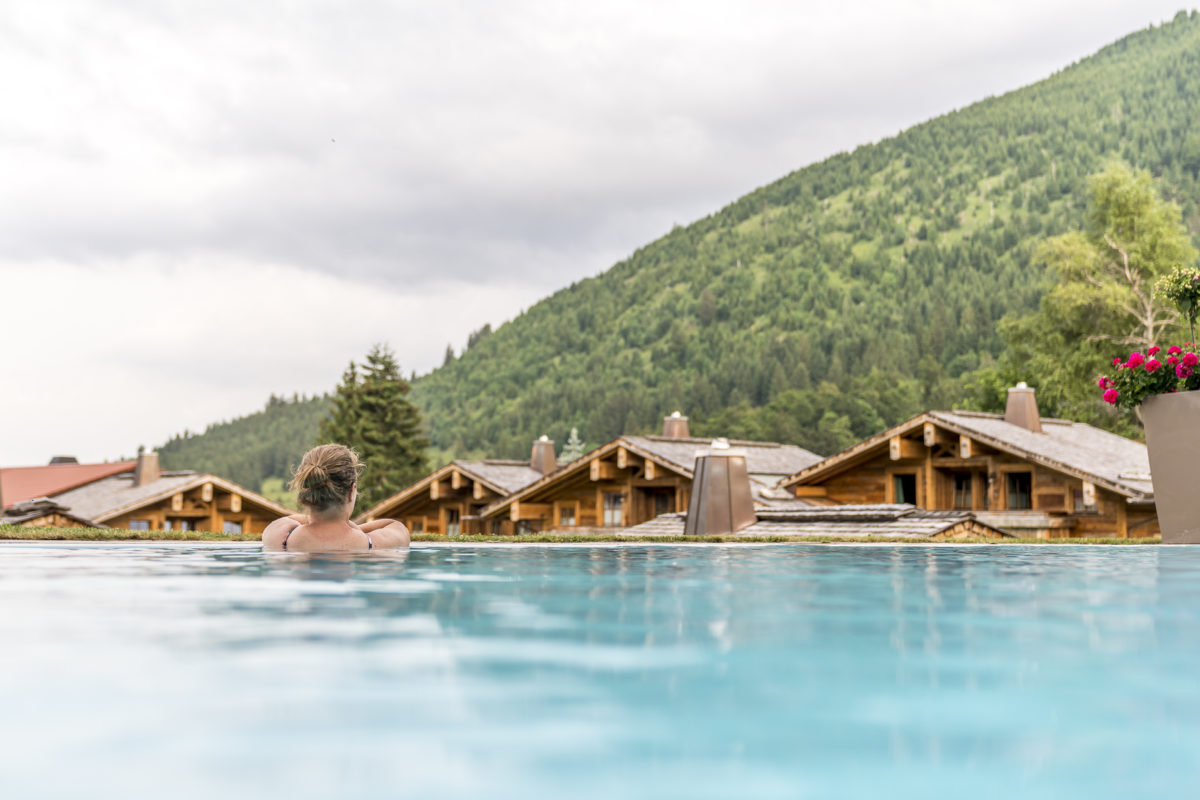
<box><xmin>1149</xmin><ymin>346</ymin><xmax>1161</xmax><ymax>355</ymax></box>
<box><xmin>1176</xmin><ymin>363</ymin><xmax>1193</xmax><ymax>379</ymax></box>
<box><xmin>1168</xmin><ymin>356</ymin><xmax>1180</xmax><ymax>366</ymax></box>
<box><xmin>1146</xmin><ymin>359</ymin><xmax>1162</xmax><ymax>372</ymax></box>
<box><xmin>1113</xmin><ymin>357</ymin><xmax>1123</xmax><ymax>366</ymax></box>
<box><xmin>1103</xmin><ymin>388</ymin><xmax>1119</xmax><ymax>404</ymax></box>
<box><xmin>1126</xmin><ymin>352</ymin><xmax>1145</xmax><ymax>368</ymax></box>
<box><xmin>1169</xmin><ymin>345</ymin><xmax>1183</xmax><ymax>355</ymax></box>
<box><xmin>1184</xmin><ymin>352</ymin><xmax>1199</xmax><ymax>367</ymax></box>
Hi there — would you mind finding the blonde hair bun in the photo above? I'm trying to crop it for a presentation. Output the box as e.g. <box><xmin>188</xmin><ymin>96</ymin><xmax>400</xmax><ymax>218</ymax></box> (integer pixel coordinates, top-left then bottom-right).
<box><xmin>289</xmin><ymin>444</ymin><xmax>363</xmax><ymax>511</ymax></box>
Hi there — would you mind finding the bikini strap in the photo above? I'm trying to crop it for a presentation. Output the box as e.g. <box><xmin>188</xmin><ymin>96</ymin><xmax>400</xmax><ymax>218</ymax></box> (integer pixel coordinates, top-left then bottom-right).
<box><xmin>365</xmin><ymin>531</ymin><xmax>374</xmax><ymax>550</ymax></box>
<box><xmin>281</xmin><ymin>526</ymin><xmax>296</xmax><ymax>550</ymax></box>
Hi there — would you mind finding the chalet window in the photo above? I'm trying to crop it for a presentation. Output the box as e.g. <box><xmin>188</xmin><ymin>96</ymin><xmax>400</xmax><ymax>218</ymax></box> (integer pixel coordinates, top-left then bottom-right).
<box><xmin>603</xmin><ymin>492</ymin><xmax>625</xmax><ymax>526</ymax></box>
<box><xmin>893</xmin><ymin>474</ymin><xmax>917</xmax><ymax>505</ymax></box>
<box><xmin>516</xmin><ymin>520</ymin><xmax>532</xmax><ymax>535</ymax></box>
<box><xmin>410</xmin><ymin>519</ymin><xmax>423</xmax><ymax>533</ymax></box>
<box><xmin>445</xmin><ymin>508</ymin><xmax>460</xmax><ymax>536</ymax></box>
<box><xmin>1006</xmin><ymin>472</ymin><xmax>1032</xmax><ymax>510</ymax></box>
<box><xmin>223</xmin><ymin>521</ymin><xmax>242</xmax><ymax>534</ymax></box>
<box><xmin>953</xmin><ymin>473</ymin><xmax>972</xmax><ymax>509</ymax></box>
<box><xmin>653</xmin><ymin>490</ymin><xmax>672</xmax><ymax>517</ymax></box>
<box><xmin>559</xmin><ymin>504</ymin><xmax>576</xmax><ymax>527</ymax></box>
<box><xmin>128</xmin><ymin>520</ymin><xmax>150</xmax><ymax>531</ymax></box>
<box><xmin>1072</xmin><ymin>489</ymin><xmax>1098</xmax><ymax>512</ymax></box>
<box><xmin>164</xmin><ymin>519</ymin><xmax>192</xmax><ymax>532</ymax></box>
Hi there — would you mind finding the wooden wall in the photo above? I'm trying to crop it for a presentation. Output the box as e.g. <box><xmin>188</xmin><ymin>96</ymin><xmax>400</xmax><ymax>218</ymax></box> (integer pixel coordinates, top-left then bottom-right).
<box><xmin>792</xmin><ymin>429</ymin><xmax>1156</xmax><ymax>539</ymax></box>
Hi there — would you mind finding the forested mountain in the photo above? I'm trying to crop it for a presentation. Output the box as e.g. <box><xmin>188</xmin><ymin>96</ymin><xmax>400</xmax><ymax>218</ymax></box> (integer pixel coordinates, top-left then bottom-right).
<box><xmin>158</xmin><ymin>394</ymin><xmax>329</xmax><ymax>502</ymax></box>
<box><xmin>413</xmin><ymin>11</ymin><xmax>1200</xmax><ymax>458</ymax></box>
<box><xmin>159</xmin><ymin>12</ymin><xmax>1200</xmax><ymax>485</ymax></box>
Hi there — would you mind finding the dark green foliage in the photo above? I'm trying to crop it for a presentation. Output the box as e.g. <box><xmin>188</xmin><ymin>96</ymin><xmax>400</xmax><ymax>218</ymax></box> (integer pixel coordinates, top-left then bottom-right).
<box><xmin>319</xmin><ymin>344</ymin><xmax>429</xmax><ymax>510</ymax></box>
<box><xmin>159</xmin><ymin>394</ymin><xmax>330</xmax><ymax>490</ymax></box>
<box><xmin>411</xmin><ymin>14</ymin><xmax>1200</xmax><ymax>458</ymax></box>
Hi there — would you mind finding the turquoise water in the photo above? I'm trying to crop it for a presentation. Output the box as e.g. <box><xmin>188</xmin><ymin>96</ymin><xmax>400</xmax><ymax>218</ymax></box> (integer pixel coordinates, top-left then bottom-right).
<box><xmin>1</xmin><ymin>543</ymin><xmax>1198</xmax><ymax>798</ymax></box>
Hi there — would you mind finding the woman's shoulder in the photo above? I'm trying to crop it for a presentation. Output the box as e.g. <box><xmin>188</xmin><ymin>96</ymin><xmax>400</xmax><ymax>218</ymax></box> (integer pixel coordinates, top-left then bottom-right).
<box><xmin>262</xmin><ymin>516</ymin><xmax>304</xmax><ymax>548</ymax></box>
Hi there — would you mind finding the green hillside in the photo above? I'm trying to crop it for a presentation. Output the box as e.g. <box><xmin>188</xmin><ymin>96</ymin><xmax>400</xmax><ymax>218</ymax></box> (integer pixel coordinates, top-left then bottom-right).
<box><xmin>413</xmin><ymin>11</ymin><xmax>1200</xmax><ymax>459</ymax></box>
<box><xmin>159</xmin><ymin>12</ymin><xmax>1200</xmax><ymax>485</ymax></box>
<box><xmin>158</xmin><ymin>394</ymin><xmax>329</xmax><ymax>502</ymax></box>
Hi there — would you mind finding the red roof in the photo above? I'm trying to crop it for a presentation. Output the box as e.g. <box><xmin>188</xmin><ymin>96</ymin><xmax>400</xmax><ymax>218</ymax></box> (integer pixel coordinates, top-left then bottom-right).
<box><xmin>1</xmin><ymin>462</ymin><xmax>137</xmax><ymax>509</ymax></box>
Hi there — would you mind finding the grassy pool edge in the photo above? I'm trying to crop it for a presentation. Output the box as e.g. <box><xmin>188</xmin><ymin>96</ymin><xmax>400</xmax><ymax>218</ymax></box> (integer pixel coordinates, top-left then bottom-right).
<box><xmin>0</xmin><ymin>525</ymin><xmax>1161</xmax><ymax>545</ymax></box>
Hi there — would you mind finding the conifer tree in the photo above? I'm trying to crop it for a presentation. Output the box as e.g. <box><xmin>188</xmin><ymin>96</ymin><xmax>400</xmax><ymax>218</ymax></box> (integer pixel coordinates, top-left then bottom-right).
<box><xmin>318</xmin><ymin>344</ymin><xmax>429</xmax><ymax>510</ymax></box>
<box><xmin>559</xmin><ymin>427</ymin><xmax>586</xmax><ymax>462</ymax></box>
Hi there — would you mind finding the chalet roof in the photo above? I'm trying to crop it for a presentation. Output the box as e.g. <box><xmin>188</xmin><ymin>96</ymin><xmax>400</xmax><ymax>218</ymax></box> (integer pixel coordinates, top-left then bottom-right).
<box><xmin>0</xmin><ymin>498</ymin><xmax>96</xmax><ymax>527</ymax></box>
<box><xmin>43</xmin><ymin>470</ymin><xmax>292</xmax><ymax>525</ymax></box>
<box><xmin>482</xmin><ymin>435</ymin><xmax>823</xmax><ymax>518</ymax></box>
<box><xmin>781</xmin><ymin>410</ymin><xmax>1154</xmax><ymax>501</ymax></box>
<box><xmin>623</xmin><ymin>435</ymin><xmax>822</xmax><ymax>479</ymax></box>
<box><xmin>357</xmin><ymin>458</ymin><xmax>544</xmax><ymax>521</ymax></box>
<box><xmin>0</xmin><ymin>461</ymin><xmax>136</xmax><ymax>509</ymax></box>
<box><xmin>625</xmin><ymin>504</ymin><xmax>1011</xmax><ymax>539</ymax></box>
<box><xmin>459</xmin><ymin>460</ymin><xmax>544</xmax><ymax>494</ymax></box>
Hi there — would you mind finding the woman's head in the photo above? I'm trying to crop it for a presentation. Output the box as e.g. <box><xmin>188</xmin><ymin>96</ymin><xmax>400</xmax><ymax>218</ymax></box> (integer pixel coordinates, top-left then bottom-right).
<box><xmin>290</xmin><ymin>444</ymin><xmax>363</xmax><ymax>513</ymax></box>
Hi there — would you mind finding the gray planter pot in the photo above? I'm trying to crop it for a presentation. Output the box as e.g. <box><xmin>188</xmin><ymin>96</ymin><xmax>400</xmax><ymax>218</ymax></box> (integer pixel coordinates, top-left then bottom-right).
<box><xmin>1142</xmin><ymin>390</ymin><xmax>1200</xmax><ymax>544</ymax></box>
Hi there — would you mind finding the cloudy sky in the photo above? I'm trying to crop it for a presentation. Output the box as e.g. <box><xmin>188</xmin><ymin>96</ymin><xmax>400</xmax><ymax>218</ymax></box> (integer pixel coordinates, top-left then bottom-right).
<box><xmin>0</xmin><ymin>1</ymin><xmax>1189</xmax><ymax>466</ymax></box>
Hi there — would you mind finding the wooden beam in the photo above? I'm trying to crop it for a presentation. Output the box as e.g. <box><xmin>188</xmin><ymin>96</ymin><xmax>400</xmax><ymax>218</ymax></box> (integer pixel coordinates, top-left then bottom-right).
<box><xmin>616</xmin><ymin>446</ymin><xmax>629</xmax><ymax>469</ymax></box>
<box><xmin>924</xmin><ymin>446</ymin><xmax>935</xmax><ymax>508</ymax></box>
<box><xmin>792</xmin><ymin>486</ymin><xmax>828</xmax><ymax>497</ymax></box>
<box><xmin>451</xmin><ymin>470</ymin><xmax>464</xmax><ymax>490</ymax></box>
<box><xmin>201</xmin><ymin>482</ymin><xmax>214</xmax><ymax>502</ymax></box>
<box><xmin>959</xmin><ymin>436</ymin><xmax>974</xmax><ymax>459</ymax></box>
<box><xmin>171</xmin><ymin>493</ymin><xmax>184</xmax><ymax>512</ymax></box>
<box><xmin>590</xmin><ymin>460</ymin><xmax>620</xmax><ymax>481</ymax></box>
<box><xmin>510</xmin><ymin>501</ymin><xmax>553</xmax><ymax>522</ymax></box>
<box><xmin>473</xmin><ymin>480</ymin><xmax>485</xmax><ymax>500</ymax></box>
<box><xmin>889</xmin><ymin>435</ymin><xmax>924</xmax><ymax>461</ymax></box>
<box><xmin>431</xmin><ymin>480</ymin><xmax>451</xmax><ymax>500</ymax></box>
<box><xmin>923</xmin><ymin>423</ymin><xmax>954</xmax><ymax>449</ymax></box>
<box><xmin>644</xmin><ymin>460</ymin><xmax>657</xmax><ymax>480</ymax></box>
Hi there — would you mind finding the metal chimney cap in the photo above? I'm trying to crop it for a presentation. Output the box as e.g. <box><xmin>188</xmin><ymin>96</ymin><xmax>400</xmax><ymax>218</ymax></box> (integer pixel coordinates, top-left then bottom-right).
<box><xmin>670</xmin><ymin>411</ymin><xmax>684</xmax><ymax>418</ymax></box>
<box><xmin>538</xmin><ymin>434</ymin><xmax>550</xmax><ymax>441</ymax></box>
<box><xmin>1011</xmin><ymin>381</ymin><xmax>1031</xmax><ymax>391</ymax></box>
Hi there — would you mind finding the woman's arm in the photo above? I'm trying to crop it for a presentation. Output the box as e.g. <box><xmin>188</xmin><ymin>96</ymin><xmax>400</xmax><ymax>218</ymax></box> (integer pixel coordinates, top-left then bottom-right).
<box><xmin>262</xmin><ymin>514</ymin><xmax>308</xmax><ymax>548</ymax></box>
<box><xmin>360</xmin><ymin>518</ymin><xmax>411</xmax><ymax>548</ymax></box>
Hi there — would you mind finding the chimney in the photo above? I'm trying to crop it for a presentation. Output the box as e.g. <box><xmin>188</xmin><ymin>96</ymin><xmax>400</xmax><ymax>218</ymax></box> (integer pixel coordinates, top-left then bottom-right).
<box><xmin>1004</xmin><ymin>382</ymin><xmax>1042</xmax><ymax>433</ymax></box>
<box><xmin>662</xmin><ymin>411</ymin><xmax>690</xmax><ymax>438</ymax></box>
<box><xmin>48</xmin><ymin>456</ymin><xmax>79</xmax><ymax>464</ymax></box>
<box><xmin>530</xmin><ymin>435</ymin><xmax>557</xmax><ymax>475</ymax></box>
<box><xmin>134</xmin><ymin>451</ymin><xmax>160</xmax><ymax>487</ymax></box>
<box><xmin>684</xmin><ymin>438</ymin><xmax>756</xmax><ymax>535</ymax></box>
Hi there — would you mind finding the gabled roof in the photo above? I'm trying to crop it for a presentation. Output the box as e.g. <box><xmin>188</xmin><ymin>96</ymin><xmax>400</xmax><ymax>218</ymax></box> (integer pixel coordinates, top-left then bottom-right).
<box><xmin>625</xmin><ymin>504</ymin><xmax>1011</xmax><ymax>539</ymax></box>
<box><xmin>623</xmin><ymin>435</ymin><xmax>822</xmax><ymax>479</ymax></box>
<box><xmin>482</xmin><ymin>435</ymin><xmax>823</xmax><ymax>518</ymax></box>
<box><xmin>0</xmin><ymin>498</ymin><xmax>96</xmax><ymax>527</ymax></box>
<box><xmin>358</xmin><ymin>459</ymin><xmax>543</xmax><ymax>521</ymax></box>
<box><xmin>1</xmin><ymin>461</ymin><xmax>136</xmax><ymax>509</ymax></box>
<box><xmin>781</xmin><ymin>410</ymin><xmax>1154</xmax><ymax>501</ymax></box>
<box><xmin>44</xmin><ymin>470</ymin><xmax>293</xmax><ymax>524</ymax></box>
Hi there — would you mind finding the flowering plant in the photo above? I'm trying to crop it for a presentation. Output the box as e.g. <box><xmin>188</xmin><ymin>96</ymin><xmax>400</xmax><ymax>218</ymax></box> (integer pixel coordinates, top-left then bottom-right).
<box><xmin>1099</xmin><ymin>345</ymin><xmax>1200</xmax><ymax>409</ymax></box>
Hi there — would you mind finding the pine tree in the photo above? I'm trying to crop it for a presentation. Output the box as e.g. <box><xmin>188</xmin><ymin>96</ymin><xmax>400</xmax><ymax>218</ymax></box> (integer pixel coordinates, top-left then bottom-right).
<box><xmin>559</xmin><ymin>427</ymin><xmax>586</xmax><ymax>462</ymax></box>
<box><xmin>318</xmin><ymin>344</ymin><xmax>429</xmax><ymax>509</ymax></box>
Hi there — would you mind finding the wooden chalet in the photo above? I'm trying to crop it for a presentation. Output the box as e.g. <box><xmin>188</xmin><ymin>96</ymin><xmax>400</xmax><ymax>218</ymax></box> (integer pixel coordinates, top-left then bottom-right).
<box><xmin>356</xmin><ymin>438</ymin><xmax>552</xmax><ymax>534</ymax></box>
<box><xmin>0</xmin><ymin>452</ymin><xmax>291</xmax><ymax>532</ymax></box>
<box><xmin>779</xmin><ymin>384</ymin><xmax>1158</xmax><ymax>539</ymax></box>
<box><xmin>480</xmin><ymin>414</ymin><xmax>823</xmax><ymax>534</ymax></box>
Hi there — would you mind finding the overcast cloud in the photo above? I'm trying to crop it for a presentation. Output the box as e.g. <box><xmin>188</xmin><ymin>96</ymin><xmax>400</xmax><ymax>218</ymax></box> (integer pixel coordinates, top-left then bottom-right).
<box><xmin>0</xmin><ymin>0</ymin><xmax>1190</xmax><ymax>465</ymax></box>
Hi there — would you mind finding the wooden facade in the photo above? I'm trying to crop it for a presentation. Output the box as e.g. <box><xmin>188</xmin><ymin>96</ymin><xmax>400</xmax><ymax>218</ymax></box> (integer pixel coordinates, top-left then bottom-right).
<box><xmin>357</xmin><ymin>459</ymin><xmax>543</xmax><ymax>536</ymax></box>
<box><xmin>782</xmin><ymin>409</ymin><xmax>1158</xmax><ymax>539</ymax></box>
<box><xmin>482</xmin><ymin>439</ymin><xmax>692</xmax><ymax>533</ymax></box>
<box><xmin>1</xmin><ymin>454</ymin><xmax>291</xmax><ymax>533</ymax></box>
<box><xmin>481</xmin><ymin>432</ymin><xmax>822</xmax><ymax>534</ymax></box>
<box><xmin>97</xmin><ymin>477</ymin><xmax>286</xmax><ymax>533</ymax></box>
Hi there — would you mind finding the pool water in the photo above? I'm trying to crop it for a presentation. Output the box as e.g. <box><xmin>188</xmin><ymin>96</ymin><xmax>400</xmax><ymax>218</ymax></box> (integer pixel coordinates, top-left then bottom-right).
<box><xmin>1</xmin><ymin>543</ymin><xmax>1198</xmax><ymax>798</ymax></box>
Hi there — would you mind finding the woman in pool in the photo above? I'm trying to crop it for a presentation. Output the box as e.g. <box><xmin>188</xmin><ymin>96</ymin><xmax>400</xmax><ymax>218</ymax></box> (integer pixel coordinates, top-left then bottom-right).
<box><xmin>262</xmin><ymin>444</ymin><xmax>410</xmax><ymax>551</ymax></box>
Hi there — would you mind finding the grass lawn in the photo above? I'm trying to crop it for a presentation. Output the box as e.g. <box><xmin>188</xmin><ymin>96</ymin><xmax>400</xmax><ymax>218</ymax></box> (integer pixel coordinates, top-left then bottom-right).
<box><xmin>0</xmin><ymin>525</ymin><xmax>1161</xmax><ymax>545</ymax></box>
